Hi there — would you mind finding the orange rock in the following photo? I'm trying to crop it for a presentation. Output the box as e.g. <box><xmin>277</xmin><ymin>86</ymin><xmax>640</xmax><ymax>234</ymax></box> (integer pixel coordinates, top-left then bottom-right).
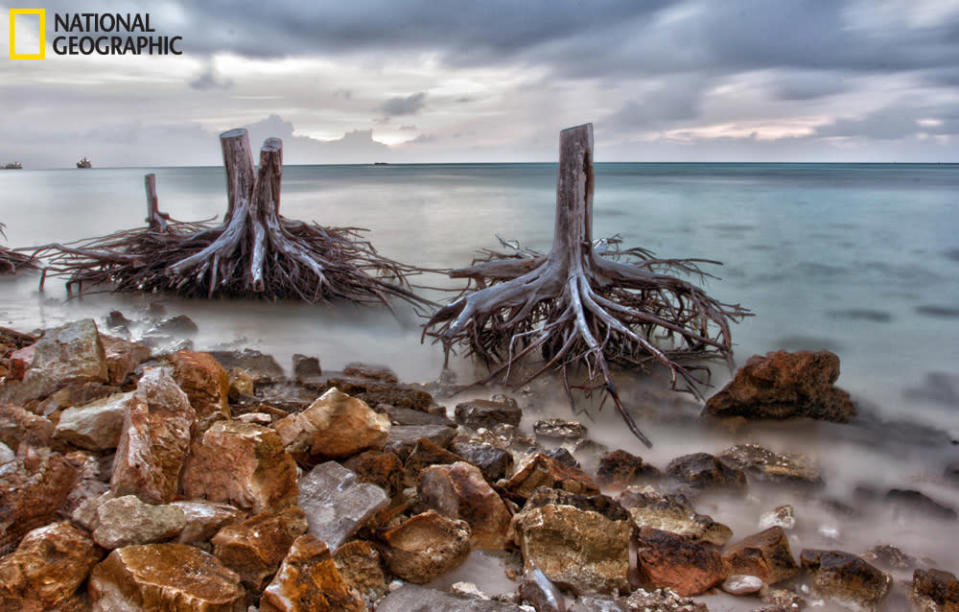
<box><xmin>0</xmin><ymin>450</ymin><xmax>78</xmax><ymax>555</ymax></box>
<box><xmin>0</xmin><ymin>403</ymin><xmax>54</xmax><ymax>451</ymax></box>
<box><xmin>181</xmin><ymin>420</ymin><xmax>298</xmax><ymax>513</ymax></box>
<box><xmin>342</xmin><ymin>449</ymin><xmax>405</xmax><ymax>498</ymax></box>
<box><xmin>170</xmin><ymin>351</ymin><xmax>231</xmax><ymax>427</ymax></box>
<box><xmin>722</xmin><ymin>526</ymin><xmax>799</xmax><ymax>585</ymax></box>
<box><xmin>261</xmin><ymin>535</ymin><xmax>365</xmax><ymax>612</ymax></box>
<box><xmin>636</xmin><ymin>527</ymin><xmax>726</xmax><ymax>597</ymax></box>
<box><xmin>0</xmin><ymin>521</ymin><xmax>102</xmax><ymax>610</ymax></box>
<box><xmin>505</xmin><ymin>452</ymin><xmax>599</xmax><ymax>498</ymax></box>
<box><xmin>89</xmin><ymin>543</ymin><xmax>246</xmax><ymax>611</ymax></box>
<box><xmin>211</xmin><ymin>506</ymin><xmax>308</xmax><ymax>590</ymax></box>
<box><xmin>333</xmin><ymin>540</ymin><xmax>388</xmax><ymax>605</ymax></box>
<box><xmin>380</xmin><ymin>510</ymin><xmax>471</xmax><ymax>583</ymax></box>
<box><xmin>800</xmin><ymin>549</ymin><xmax>891</xmax><ymax>610</ymax></box>
<box><xmin>418</xmin><ymin>461</ymin><xmax>512</xmax><ymax>550</ymax></box>
<box><xmin>100</xmin><ymin>334</ymin><xmax>151</xmax><ymax>386</ymax></box>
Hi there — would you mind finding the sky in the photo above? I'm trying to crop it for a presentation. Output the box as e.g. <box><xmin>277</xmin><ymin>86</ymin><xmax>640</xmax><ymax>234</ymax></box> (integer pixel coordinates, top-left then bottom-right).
<box><xmin>2</xmin><ymin>0</ymin><xmax>959</xmax><ymax>167</ymax></box>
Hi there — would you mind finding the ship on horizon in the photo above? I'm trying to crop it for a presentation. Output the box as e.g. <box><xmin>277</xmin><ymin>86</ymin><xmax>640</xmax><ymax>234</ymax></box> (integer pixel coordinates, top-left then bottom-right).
<box><xmin>76</xmin><ymin>157</ymin><xmax>92</xmax><ymax>169</ymax></box>
<box><xmin>2</xmin><ymin>161</ymin><xmax>23</xmax><ymax>169</ymax></box>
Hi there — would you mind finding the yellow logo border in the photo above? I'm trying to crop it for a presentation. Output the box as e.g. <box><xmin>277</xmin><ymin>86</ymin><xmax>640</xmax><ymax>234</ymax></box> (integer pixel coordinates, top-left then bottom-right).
<box><xmin>9</xmin><ymin>8</ymin><xmax>45</xmax><ymax>60</ymax></box>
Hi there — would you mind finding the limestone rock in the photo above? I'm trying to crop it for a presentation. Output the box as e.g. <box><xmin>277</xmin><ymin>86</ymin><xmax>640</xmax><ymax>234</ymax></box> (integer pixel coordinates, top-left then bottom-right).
<box><xmin>450</xmin><ymin>441</ymin><xmax>514</xmax><ymax>481</ymax></box>
<box><xmin>800</xmin><ymin>549</ymin><xmax>891</xmax><ymax>611</ymax></box>
<box><xmin>54</xmin><ymin>391</ymin><xmax>133</xmax><ymax>451</ymax></box>
<box><xmin>211</xmin><ymin>506</ymin><xmax>308</xmax><ymax>590</ymax></box>
<box><xmin>298</xmin><ymin>461</ymin><xmax>389</xmax><ymax>551</ymax></box>
<box><xmin>0</xmin><ymin>403</ymin><xmax>54</xmax><ymax>451</ymax></box>
<box><xmin>384</xmin><ymin>424</ymin><xmax>457</xmax><ymax>460</ymax></box>
<box><xmin>100</xmin><ymin>333</ymin><xmax>150</xmax><ymax>386</ymax></box>
<box><xmin>274</xmin><ymin>387</ymin><xmax>390</xmax><ymax>462</ymax></box>
<box><xmin>209</xmin><ymin>348</ymin><xmax>284</xmax><ymax>383</ymax></box>
<box><xmin>89</xmin><ymin>543</ymin><xmax>245</xmax><ymax>611</ymax></box>
<box><xmin>333</xmin><ymin>540</ymin><xmax>388</xmax><ymax>605</ymax></box>
<box><xmin>721</xmin><ymin>573</ymin><xmax>764</xmax><ymax>595</ymax></box>
<box><xmin>110</xmin><ymin>367</ymin><xmax>195</xmax><ymax>504</ymax></box>
<box><xmin>911</xmin><ymin>568</ymin><xmax>959</xmax><ymax>612</ymax></box>
<box><xmin>511</xmin><ymin>487</ymin><xmax>632</xmax><ymax>595</ymax></box>
<box><xmin>618</xmin><ymin>486</ymin><xmax>732</xmax><ymax>546</ymax></box>
<box><xmin>172</xmin><ymin>501</ymin><xmax>244</xmax><ymax>544</ymax></box>
<box><xmin>260</xmin><ymin>535</ymin><xmax>365</xmax><ymax>612</ymax></box>
<box><xmin>418</xmin><ymin>461</ymin><xmax>512</xmax><ymax>550</ymax></box>
<box><xmin>665</xmin><ymin>453</ymin><xmax>747</xmax><ymax>492</ymax></box>
<box><xmin>718</xmin><ymin>444</ymin><xmax>822</xmax><ymax>487</ymax></box>
<box><xmin>181</xmin><ymin>420</ymin><xmax>298</xmax><ymax>513</ymax></box>
<box><xmin>0</xmin><ymin>442</ymin><xmax>13</xmax><ymax>465</ymax></box>
<box><xmin>383</xmin><ymin>403</ymin><xmax>455</xmax><ymax>427</ymax></box>
<box><xmin>506</xmin><ymin>452</ymin><xmax>599</xmax><ymax>498</ymax></box>
<box><xmin>93</xmin><ymin>494</ymin><xmax>187</xmax><ymax>549</ymax></box>
<box><xmin>454</xmin><ymin>397</ymin><xmax>522</xmax><ymax>430</ymax></box>
<box><xmin>597</xmin><ymin>450</ymin><xmax>661</xmax><ymax>490</ymax></box>
<box><xmin>534</xmin><ymin>418</ymin><xmax>587</xmax><ymax>441</ymax></box>
<box><xmin>704</xmin><ymin>350</ymin><xmax>855</xmax><ymax>422</ymax></box>
<box><xmin>635</xmin><ymin>527</ymin><xmax>726</xmax><ymax>597</ymax></box>
<box><xmin>169</xmin><ymin>350</ymin><xmax>231</xmax><ymax>427</ymax></box>
<box><xmin>0</xmin><ymin>450</ymin><xmax>78</xmax><ymax>555</ymax></box>
<box><xmin>380</xmin><ymin>509</ymin><xmax>472</xmax><ymax>583</ymax></box>
<box><xmin>342</xmin><ymin>449</ymin><xmax>405</xmax><ymax>498</ymax></box>
<box><xmin>722</xmin><ymin>526</ymin><xmax>799</xmax><ymax>585</ymax></box>
<box><xmin>0</xmin><ymin>521</ymin><xmax>101</xmax><ymax>611</ymax></box>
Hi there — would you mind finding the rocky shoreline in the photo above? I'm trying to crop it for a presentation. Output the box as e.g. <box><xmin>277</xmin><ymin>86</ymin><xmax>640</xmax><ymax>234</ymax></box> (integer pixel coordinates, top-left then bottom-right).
<box><xmin>1</xmin><ymin>309</ymin><xmax>957</xmax><ymax>611</ymax></box>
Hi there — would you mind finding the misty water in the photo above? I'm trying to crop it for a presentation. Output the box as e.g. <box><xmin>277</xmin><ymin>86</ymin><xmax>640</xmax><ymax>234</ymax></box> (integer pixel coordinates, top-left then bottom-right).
<box><xmin>2</xmin><ymin>162</ymin><xmax>958</xmax><ymax>609</ymax></box>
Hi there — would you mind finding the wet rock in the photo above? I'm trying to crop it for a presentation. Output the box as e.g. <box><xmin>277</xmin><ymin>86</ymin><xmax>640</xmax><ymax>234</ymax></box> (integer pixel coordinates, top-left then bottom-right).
<box><xmin>511</xmin><ymin>487</ymin><xmax>632</xmax><ymax>595</ymax></box>
<box><xmin>93</xmin><ymin>494</ymin><xmax>187</xmax><ymax>548</ymax></box>
<box><xmin>405</xmin><ymin>437</ymin><xmax>464</xmax><ymax>480</ymax></box>
<box><xmin>861</xmin><ymin>544</ymin><xmax>915</xmax><ymax>571</ymax></box>
<box><xmin>228</xmin><ymin>368</ymin><xmax>255</xmax><ymax>397</ymax></box>
<box><xmin>506</xmin><ymin>452</ymin><xmax>599</xmax><ymax>498</ymax></box>
<box><xmin>209</xmin><ymin>348</ymin><xmax>284</xmax><ymax>383</ymax></box>
<box><xmin>154</xmin><ymin>314</ymin><xmax>199</xmax><ymax>335</ymax></box>
<box><xmin>597</xmin><ymin>450</ymin><xmax>661</xmax><ymax>489</ymax></box>
<box><xmin>343</xmin><ymin>449</ymin><xmax>405</xmax><ymax>498</ymax></box>
<box><xmin>620</xmin><ymin>587</ymin><xmax>708</xmax><ymax>611</ymax></box>
<box><xmin>634</xmin><ymin>528</ymin><xmax>726</xmax><ymax>597</ymax></box>
<box><xmin>169</xmin><ymin>350</ymin><xmax>231</xmax><ymax>427</ymax></box>
<box><xmin>376</xmin><ymin>583</ymin><xmax>519</xmax><ymax>611</ymax></box>
<box><xmin>54</xmin><ymin>391</ymin><xmax>133</xmax><ymax>450</ymax></box>
<box><xmin>333</xmin><ymin>540</ymin><xmax>388</xmax><ymax>605</ymax></box>
<box><xmin>342</xmin><ymin>362</ymin><xmax>398</xmax><ymax>382</ymax></box>
<box><xmin>450</xmin><ymin>441</ymin><xmax>514</xmax><ymax>481</ymax></box>
<box><xmin>704</xmin><ymin>350</ymin><xmax>856</xmax><ymax>422</ymax></box>
<box><xmin>911</xmin><ymin>568</ymin><xmax>959</xmax><ymax>612</ymax></box>
<box><xmin>172</xmin><ymin>501</ymin><xmax>243</xmax><ymax>544</ymax></box>
<box><xmin>800</xmin><ymin>549</ymin><xmax>891</xmax><ymax>611</ymax></box>
<box><xmin>666</xmin><ymin>453</ymin><xmax>747</xmax><ymax>492</ymax></box>
<box><xmin>100</xmin><ymin>333</ymin><xmax>150</xmax><ymax>385</ymax></box>
<box><xmin>298</xmin><ymin>461</ymin><xmax>389</xmax><ymax>550</ymax></box>
<box><xmin>885</xmin><ymin>488</ymin><xmax>957</xmax><ymax>520</ymax></box>
<box><xmin>545</xmin><ymin>447</ymin><xmax>580</xmax><ymax>468</ymax></box>
<box><xmin>0</xmin><ymin>450</ymin><xmax>78</xmax><ymax>555</ymax></box>
<box><xmin>455</xmin><ymin>397</ymin><xmax>522</xmax><ymax>430</ymax></box>
<box><xmin>722</xmin><ymin>526</ymin><xmax>799</xmax><ymax>585</ymax></box>
<box><xmin>274</xmin><ymin>387</ymin><xmax>390</xmax><ymax>462</ymax></box>
<box><xmin>722</xmin><ymin>573</ymin><xmax>764</xmax><ymax>595</ymax></box>
<box><xmin>384</xmin><ymin>403</ymin><xmax>455</xmax><ymax>427</ymax></box>
<box><xmin>0</xmin><ymin>521</ymin><xmax>101</xmax><ymax>611</ymax></box>
<box><xmin>385</xmin><ymin>423</ymin><xmax>457</xmax><ymax>460</ymax></box>
<box><xmin>255</xmin><ymin>381</ymin><xmax>314</xmax><ymax>412</ymax></box>
<box><xmin>89</xmin><ymin>543</ymin><xmax>245</xmax><ymax>611</ymax></box>
<box><xmin>104</xmin><ymin>310</ymin><xmax>133</xmax><ymax>331</ymax></box>
<box><xmin>618</xmin><ymin>486</ymin><xmax>732</xmax><ymax>547</ymax></box>
<box><xmin>317</xmin><ymin>375</ymin><xmax>433</xmax><ymax>411</ymax></box>
<box><xmin>380</xmin><ymin>509</ymin><xmax>472</xmax><ymax>583</ymax></box>
<box><xmin>292</xmin><ymin>354</ymin><xmax>322</xmax><ymax>381</ymax></box>
<box><xmin>0</xmin><ymin>403</ymin><xmax>54</xmax><ymax>451</ymax></box>
<box><xmin>110</xmin><ymin>367</ymin><xmax>195</xmax><ymax>504</ymax></box>
<box><xmin>33</xmin><ymin>381</ymin><xmax>121</xmax><ymax>418</ymax></box>
<box><xmin>211</xmin><ymin>506</ymin><xmax>308</xmax><ymax>590</ymax></box>
<box><xmin>519</xmin><ymin>566</ymin><xmax>566</xmax><ymax>611</ymax></box>
<box><xmin>0</xmin><ymin>442</ymin><xmax>13</xmax><ymax>465</ymax></box>
<box><xmin>418</xmin><ymin>461</ymin><xmax>512</xmax><ymax>550</ymax></box>
<box><xmin>758</xmin><ymin>587</ymin><xmax>805</xmax><ymax>610</ymax></box>
<box><xmin>182</xmin><ymin>420</ymin><xmax>298</xmax><ymax>513</ymax></box>
<box><xmin>759</xmin><ymin>505</ymin><xmax>796</xmax><ymax>530</ymax></box>
<box><xmin>718</xmin><ymin>444</ymin><xmax>822</xmax><ymax>487</ymax></box>
<box><xmin>534</xmin><ymin>418</ymin><xmax>587</xmax><ymax>442</ymax></box>
<box><xmin>259</xmin><ymin>534</ymin><xmax>365</xmax><ymax>612</ymax></box>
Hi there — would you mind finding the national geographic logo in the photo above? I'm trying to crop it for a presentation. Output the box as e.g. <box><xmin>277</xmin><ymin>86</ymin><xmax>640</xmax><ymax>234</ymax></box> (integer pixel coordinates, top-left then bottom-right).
<box><xmin>9</xmin><ymin>9</ymin><xmax>183</xmax><ymax>59</ymax></box>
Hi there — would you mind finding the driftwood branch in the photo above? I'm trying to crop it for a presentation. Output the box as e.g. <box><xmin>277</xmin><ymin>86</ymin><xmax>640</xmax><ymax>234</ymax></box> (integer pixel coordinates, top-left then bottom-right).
<box><xmin>0</xmin><ymin>222</ymin><xmax>36</xmax><ymax>274</ymax></box>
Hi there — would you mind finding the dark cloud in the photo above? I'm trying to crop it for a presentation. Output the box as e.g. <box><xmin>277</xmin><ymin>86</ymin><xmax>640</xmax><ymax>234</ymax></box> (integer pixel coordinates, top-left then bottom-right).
<box><xmin>604</xmin><ymin>76</ymin><xmax>706</xmax><ymax>132</ymax></box>
<box><xmin>189</xmin><ymin>65</ymin><xmax>234</xmax><ymax>90</ymax></box>
<box><xmin>380</xmin><ymin>92</ymin><xmax>427</xmax><ymax>117</ymax></box>
<box><xmin>772</xmin><ymin>70</ymin><xmax>847</xmax><ymax>101</ymax></box>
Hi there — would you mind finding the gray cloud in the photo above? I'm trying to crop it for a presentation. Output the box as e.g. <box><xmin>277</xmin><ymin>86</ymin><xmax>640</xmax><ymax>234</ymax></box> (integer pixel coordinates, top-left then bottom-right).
<box><xmin>189</xmin><ymin>65</ymin><xmax>234</xmax><ymax>90</ymax></box>
<box><xmin>380</xmin><ymin>92</ymin><xmax>427</xmax><ymax>117</ymax></box>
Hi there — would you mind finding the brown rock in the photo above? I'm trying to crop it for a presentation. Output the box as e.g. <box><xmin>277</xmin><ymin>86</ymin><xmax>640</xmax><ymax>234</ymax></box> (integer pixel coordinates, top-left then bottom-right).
<box><xmin>342</xmin><ymin>362</ymin><xmax>398</xmax><ymax>382</ymax></box>
<box><xmin>454</xmin><ymin>397</ymin><xmax>522</xmax><ymax>429</ymax></box>
<box><xmin>274</xmin><ymin>387</ymin><xmax>390</xmax><ymax>462</ymax></box>
<box><xmin>704</xmin><ymin>350</ymin><xmax>856</xmax><ymax>422</ymax></box>
<box><xmin>211</xmin><ymin>506</ymin><xmax>308</xmax><ymax>590</ymax></box>
<box><xmin>405</xmin><ymin>437</ymin><xmax>463</xmax><ymax>483</ymax></box>
<box><xmin>380</xmin><ymin>509</ymin><xmax>471</xmax><ymax>583</ymax></box>
<box><xmin>384</xmin><ymin>424</ymin><xmax>457</xmax><ymax>460</ymax></box>
<box><xmin>343</xmin><ymin>449</ymin><xmax>405</xmax><ymax>498</ymax></box>
<box><xmin>418</xmin><ymin>461</ymin><xmax>512</xmax><ymax>550</ymax></box>
<box><xmin>172</xmin><ymin>501</ymin><xmax>244</xmax><ymax>544</ymax></box>
<box><xmin>181</xmin><ymin>420</ymin><xmax>298</xmax><ymax>513</ymax></box>
<box><xmin>510</xmin><ymin>487</ymin><xmax>632</xmax><ymax>595</ymax></box>
<box><xmin>110</xmin><ymin>367</ymin><xmax>196</xmax><ymax>504</ymax></box>
<box><xmin>519</xmin><ymin>566</ymin><xmax>566</xmax><ymax>611</ymax></box>
<box><xmin>100</xmin><ymin>333</ymin><xmax>150</xmax><ymax>386</ymax></box>
<box><xmin>618</xmin><ymin>486</ymin><xmax>732</xmax><ymax>547</ymax></box>
<box><xmin>911</xmin><ymin>568</ymin><xmax>959</xmax><ymax>612</ymax></box>
<box><xmin>208</xmin><ymin>349</ymin><xmax>284</xmax><ymax>383</ymax></box>
<box><xmin>449</xmin><ymin>441</ymin><xmax>513</xmax><ymax>481</ymax></box>
<box><xmin>722</xmin><ymin>526</ymin><xmax>799</xmax><ymax>585</ymax></box>
<box><xmin>635</xmin><ymin>527</ymin><xmax>726</xmax><ymax>597</ymax></box>
<box><xmin>0</xmin><ymin>521</ymin><xmax>101</xmax><ymax>611</ymax></box>
<box><xmin>506</xmin><ymin>452</ymin><xmax>599</xmax><ymax>498</ymax></box>
<box><xmin>333</xmin><ymin>540</ymin><xmax>388</xmax><ymax>605</ymax></box>
<box><xmin>718</xmin><ymin>443</ymin><xmax>823</xmax><ymax>487</ymax></box>
<box><xmin>93</xmin><ymin>494</ymin><xmax>187</xmax><ymax>549</ymax></box>
<box><xmin>54</xmin><ymin>391</ymin><xmax>133</xmax><ymax>451</ymax></box>
<box><xmin>621</xmin><ymin>587</ymin><xmax>709</xmax><ymax>611</ymax></box>
<box><xmin>260</xmin><ymin>535</ymin><xmax>365</xmax><ymax>612</ymax></box>
<box><xmin>170</xmin><ymin>350</ymin><xmax>231</xmax><ymax>427</ymax></box>
<box><xmin>800</xmin><ymin>549</ymin><xmax>891</xmax><ymax>611</ymax></box>
<box><xmin>597</xmin><ymin>450</ymin><xmax>661</xmax><ymax>490</ymax></box>
<box><xmin>292</xmin><ymin>354</ymin><xmax>322</xmax><ymax>381</ymax></box>
<box><xmin>666</xmin><ymin>452</ymin><xmax>747</xmax><ymax>492</ymax></box>
<box><xmin>0</xmin><ymin>450</ymin><xmax>78</xmax><ymax>555</ymax></box>
<box><xmin>533</xmin><ymin>418</ymin><xmax>587</xmax><ymax>441</ymax></box>
<box><xmin>89</xmin><ymin>543</ymin><xmax>245</xmax><ymax>611</ymax></box>
<box><xmin>313</xmin><ymin>375</ymin><xmax>432</xmax><ymax>411</ymax></box>
<box><xmin>0</xmin><ymin>403</ymin><xmax>54</xmax><ymax>451</ymax></box>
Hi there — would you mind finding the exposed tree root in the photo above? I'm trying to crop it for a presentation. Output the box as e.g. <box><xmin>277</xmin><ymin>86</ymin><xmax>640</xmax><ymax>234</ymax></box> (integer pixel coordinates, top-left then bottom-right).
<box><xmin>424</xmin><ymin>124</ymin><xmax>749</xmax><ymax>446</ymax></box>
<box><xmin>0</xmin><ymin>222</ymin><xmax>35</xmax><ymax>275</ymax></box>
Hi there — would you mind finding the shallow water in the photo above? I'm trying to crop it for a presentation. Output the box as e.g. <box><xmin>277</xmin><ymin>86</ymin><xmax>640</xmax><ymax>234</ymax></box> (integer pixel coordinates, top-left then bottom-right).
<box><xmin>2</xmin><ymin>162</ymin><xmax>958</xmax><ymax>605</ymax></box>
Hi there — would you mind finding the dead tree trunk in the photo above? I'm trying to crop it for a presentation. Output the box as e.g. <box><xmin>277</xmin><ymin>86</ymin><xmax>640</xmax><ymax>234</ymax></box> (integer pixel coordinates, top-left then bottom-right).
<box><xmin>0</xmin><ymin>222</ymin><xmax>35</xmax><ymax>274</ymax></box>
<box><xmin>425</xmin><ymin>123</ymin><xmax>748</xmax><ymax>446</ymax></box>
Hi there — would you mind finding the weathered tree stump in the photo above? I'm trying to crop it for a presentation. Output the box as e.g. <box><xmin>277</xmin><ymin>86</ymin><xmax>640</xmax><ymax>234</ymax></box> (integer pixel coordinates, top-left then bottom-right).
<box><xmin>424</xmin><ymin>123</ymin><xmax>748</xmax><ymax>446</ymax></box>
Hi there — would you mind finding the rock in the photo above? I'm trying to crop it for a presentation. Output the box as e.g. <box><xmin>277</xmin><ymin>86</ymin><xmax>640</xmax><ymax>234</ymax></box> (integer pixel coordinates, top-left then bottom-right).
<box><xmin>104</xmin><ymin>310</ymin><xmax>133</xmax><ymax>331</ymax></box>
<box><xmin>209</xmin><ymin>348</ymin><xmax>284</xmax><ymax>383</ymax></box>
<box><xmin>383</xmin><ymin>403</ymin><xmax>455</xmax><ymax>427</ymax></box>
<box><xmin>0</xmin><ymin>521</ymin><xmax>101</xmax><ymax>611</ymax></box>
<box><xmin>718</xmin><ymin>444</ymin><xmax>822</xmax><ymax>487</ymax></box>
<box><xmin>544</xmin><ymin>447</ymin><xmax>580</xmax><ymax>468</ymax></box>
<box><xmin>333</xmin><ymin>540</ymin><xmax>388</xmax><ymax>605</ymax></box>
<box><xmin>618</xmin><ymin>486</ymin><xmax>732</xmax><ymax>547</ymax></box>
<box><xmin>376</xmin><ymin>584</ymin><xmax>520</xmax><ymax>611</ymax></box>
<box><xmin>343</xmin><ymin>362</ymin><xmax>399</xmax><ymax>382</ymax></box>
<box><xmin>33</xmin><ymin>381</ymin><xmax>121</xmax><ymax>418</ymax></box>
<box><xmin>597</xmin><ymin>450</ymin><xmax>661</xmax><ymax>489</ymax></box>
<box><xmin>722</xmin><ymin>526</ymin><xmax>799</xmax><ymax>585</ymax></box>
<box><xmin>154</xmin><ymin>314</ymin><xmax>199</xmax><ymax>335</ymax></box>
<box><xmin>634</xmin><ymin>527</ymin><xmax>726</xmax><ymax>597</ymax></box>
<box><xmin>885</xmin><ymin>488</ymin><xmax>958</xmax><ymax>520</ymax></box>
<box><xmin>291</xmin><ymin>354</ymin><xmax>322</xmax><ymax>381</ymax></box>
<box><xmin>380</xmin><ymin>509</ymin><xmax>472</xmax><ymax>583</ymax></box>
<box><xmin>759</xmin><ymin>505</ymin><xmax>796</xmax><ymax>530</ymax></box>
<box><xmin>722</xmin><ymin>573</ymin><xmax>764</xmax><ymax>595</ymax></box>
<box><xmin>405</xmin><ymin>437</ymin><xmax>464</xmax><ymax>481</ymax></box>
<box><xmin>100</xmin><ymin>334</ymin><xmax>150</xmax><ymax>385</ymax></box>
<box><xmin>317</xmin><ymin>376</ymin><xmax>433</xmax><ymax>411</ymax></box>
<box><xmin>172</xmin><ymin>501</ymin><xmax>243</xmax><ymax>544</ymax></box>
<box><xmin>110</xmin><ymin>367</ymin><xmax>196</xmax><ymax>504</ymax></box>
<box><xmin>534</xmin><ymin>418</ymin><xmax>587</xmax><ymax>441</ymax></box>
<box><xmin>861</xmin><ymin>544</ymin><xmax>915</xmax><ymax>571</ymax></box>
<box><xmin>342</xmin><ymin>449</ymin><xmax>405</xmax><ymax>498</ymax></box>
<box><xmin>0</xmin><ymin>403</ymin><xmax>54</xmax><ymax>451</ymax></box>
<box><xmin>506</xmin><ymin>452</ymin><xmax>599</xmax><ymax>498</ymax></box>
<box><xmin>455</xmin><ymin>397</ymin><xmax>522</xmax><ymax>430</ymax></box>
<box><xmin>911</xmin><ymin>568</ymin><xmax>959</xmax><ymax>612</ymax></box>
<box><xmin>519</xmin><ymin>566</ymin><xmax>566</xmax><ymax>611</ymax></box>
<box><xmin>511</xmin><ymin>487</ymin><xmax>632</xmax><ymax>595</ymax></box>
<box><xmin>0</xmin><ymin>442</ymin><xmax>13</xmax><ymax>465</ymax></box>
<box><xmin>211</xmin><ymin>506</ymin><xmax>308</xmax><ymax>590</ymax></box>
<box><xmin>704</xmin><ymin>350</ymin><xmax>856</xmax><ymax>422</ymax></box>
<box><xmin>89</xmin><ymin>543</ymin><xmax>245</xmax><ymax>611</ymax></box>
<box><xmin>450</xmin><ymin>441</ymin><xmax>514</xmax><ymax>481</ymax></box>
<box><xmin>259</xmin><ymin>535</ymin><xmax>365</xmax><ymax>611</ymax></box>
<box><xmin>54</xmin><ymin>391</ymin><xmax>133</xmax><ymax>450</ymax></box>
<box><xmin>181</xmin><ymin>420</ymin><xmax>298</xmax><ymax>513</ymax></box>
<box><xmin>665</xmin><ymin>453</ymin><xmax>747</xmax><ymax>492</ymax></box>
<box><xmin>93</xmin><ymin>494</ymin><xmax>187</xmax><ymax>548</ymax></box>
<box><xmin>256</xmin><ymin>382</ymin><xmax>314</xmax><ymax>412</ymax></box>
<box><xmin>385</xmin><ymin>424</ymin><xmax>458</xmax><ymax>460</ymax></box>
<box><xmin>759</xmin><ymin>587</ymin><xmax>805</xmax><ymax>610</ymax></box>
<box><xmin>418</xmin><ymin>461</ymin><xmax>512</xmax><ymax>550</ymax></box>
<box><xmin>0</xmin><ymin>450</ymin><xmax>78</xmax><ymax>555</ymax></box>
<box><xmin>169</xmin><ymin>350</ymin><xmax>231</xmax><ymax>427</ymax></box>
<box><xmin>274</xmin><ymin>387</ymin><xmax>390</xmax><ymax>462</ymax></box>
<box><xmin>800</xmin><ymin>549</ymin><xmax>891</xmax><ymax>611</ymax></box>
<box><xmin>620</xmin><ymin>588</ymin><xmax>708</xmax><ymax>611</ymax></box>
<box><xmin>298</xmin><ymin>461</ymin><xmax>389</xmax><ymax>550</ymax></box>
